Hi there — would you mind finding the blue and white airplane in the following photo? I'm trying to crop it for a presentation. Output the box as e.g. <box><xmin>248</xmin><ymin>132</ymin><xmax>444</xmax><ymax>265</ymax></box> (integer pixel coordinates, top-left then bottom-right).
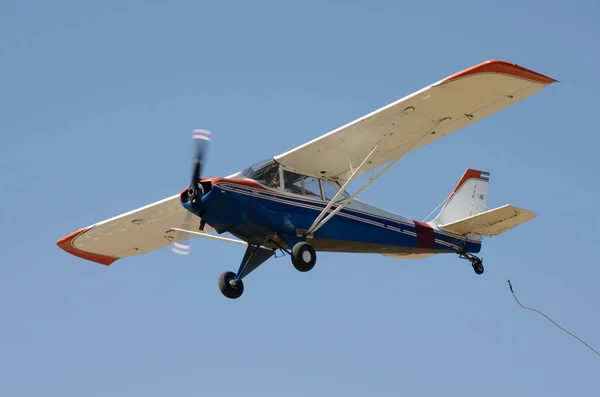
<box><xmin>57</xmin><ymin>60</ymin><xmax>556</xmax><ymax>299</ymax></box>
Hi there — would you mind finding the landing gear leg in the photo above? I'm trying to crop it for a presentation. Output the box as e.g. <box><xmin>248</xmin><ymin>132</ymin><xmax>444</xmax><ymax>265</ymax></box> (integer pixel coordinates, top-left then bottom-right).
<box><xmin>458</xmin><ymin>251</ymin><xmax>484</xmax><ymax>275</ymax></box>
<box><xmin>218</xmin><ymin>244</ymin><xmax>275</xmax><ymax>299</ymax></box>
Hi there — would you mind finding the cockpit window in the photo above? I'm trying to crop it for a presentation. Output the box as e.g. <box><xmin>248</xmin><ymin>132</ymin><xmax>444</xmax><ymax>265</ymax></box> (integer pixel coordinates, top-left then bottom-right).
<box><xmin>236</xmin><ymin>160</ymin><xmax>351</xmax><ymax>200</ymax></box>
<box><xmin>282</xmin><ymin>171</ymin><xmax>323</xmax><ymax>199</ymax></box>
<box><xmin>239</xmin><ymin>159</ymin><xmax>280</xmax><ymax>188</ymax></box>
<box><xmin>283</xmin><ymin>171</ymin><xmax>304</xmax><ymax>195</ymax></box>
<box><xmin>322</xmin><ymin>180</ymin><xmax>348</xmax><ymax>202</ymax></box>
<box><xmin>282</xmin><ymin>171</ymin><xmax>304</xmax><ymax>195</ymax></box>
<box><xmin>303</xmin><ymin>177</ymin><xmax>322</xmax><ymax>199</ymax></box>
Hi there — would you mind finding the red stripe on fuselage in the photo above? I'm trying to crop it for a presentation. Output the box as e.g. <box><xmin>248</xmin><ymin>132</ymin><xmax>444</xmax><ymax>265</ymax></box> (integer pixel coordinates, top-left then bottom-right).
<box><xmin>413</xmin><ymin>221</ymin><xmax>435</xmax><ymax>249</ymax></box>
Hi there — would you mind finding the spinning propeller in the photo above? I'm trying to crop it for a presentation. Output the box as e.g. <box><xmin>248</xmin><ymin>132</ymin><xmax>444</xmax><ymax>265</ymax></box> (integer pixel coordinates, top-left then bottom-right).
<box><xmin>172</xmin><ymin>129</ymin><xmax>212</xmax><ymax>256</ymax></box>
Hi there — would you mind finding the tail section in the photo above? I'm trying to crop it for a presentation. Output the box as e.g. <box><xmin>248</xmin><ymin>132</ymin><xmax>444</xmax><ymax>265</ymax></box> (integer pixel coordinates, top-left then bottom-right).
<box><xmin>431</xmin><ymin>169</ymin><xmax>489</xmax><ymax>227</ymax></box>
<box><xmin>438</xmin><ymin>204</ymin><xmax>537</xmax><ymax>236</ymax></box>
<box><xmin>430</xmin><ymin>169</ymin><xmax>537</xmax><ymax>238</ymax></box>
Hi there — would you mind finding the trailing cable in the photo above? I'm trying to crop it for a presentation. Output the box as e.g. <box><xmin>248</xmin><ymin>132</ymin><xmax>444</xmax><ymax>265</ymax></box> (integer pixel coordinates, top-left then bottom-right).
<box><xmin>507</xmin><ymin>279</ymin><xmax>599</xmax><ymax>357</ymax></box>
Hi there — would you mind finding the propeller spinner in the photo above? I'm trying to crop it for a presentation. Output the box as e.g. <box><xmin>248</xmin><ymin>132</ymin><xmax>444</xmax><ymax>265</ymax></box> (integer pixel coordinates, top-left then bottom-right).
<box><xmin>173</xmin><ymin>129</ymin><xmax>212</xmax><ymax>256</ymax></box>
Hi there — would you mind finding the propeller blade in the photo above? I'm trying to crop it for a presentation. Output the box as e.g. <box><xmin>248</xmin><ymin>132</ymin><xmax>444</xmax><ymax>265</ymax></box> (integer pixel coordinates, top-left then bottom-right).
<box><xmin>173</xmin><ymin>128</ymin><xmax>212</xmax><ymax>256</ymax></box>
<box><xmin>172</xmin><ymin>211</ymin><xmax>193</xmax><ymax>255</ymax></box>
<box><xmin>172</xmin><ymin>241</ymin><xmax>190</xmax><ymax>255</ymax></box>
<box><xmin>187</xmin><ymin>129</ymin><xmax>212</xmax><ymax>203</ymax></box>
<box><xmin>191</xmin><ymin>129</ymin><xmax>211</xmax><ymax>182</ymax></box>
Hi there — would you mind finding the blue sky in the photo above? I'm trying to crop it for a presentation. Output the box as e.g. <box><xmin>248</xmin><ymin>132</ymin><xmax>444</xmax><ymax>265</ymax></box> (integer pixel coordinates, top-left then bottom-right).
<box><xmin>1</xmin><ymin>0</ymin><xmax>599</xmax><ymax>395</ymax></box>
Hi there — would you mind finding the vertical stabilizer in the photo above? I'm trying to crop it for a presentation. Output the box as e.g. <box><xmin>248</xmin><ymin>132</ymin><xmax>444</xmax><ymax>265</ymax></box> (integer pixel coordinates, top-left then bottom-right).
<box><xmin>431</xmin><ymin>169</ymin><xmax>489</xmax><ymax>227</ymax></box>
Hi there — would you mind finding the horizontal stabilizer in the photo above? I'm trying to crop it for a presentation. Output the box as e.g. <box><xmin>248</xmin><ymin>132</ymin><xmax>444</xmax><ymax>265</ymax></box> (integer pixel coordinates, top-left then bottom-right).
<box><xmin>438</xmin><ymin>204</ymin><xmax>536</xmax><ymax>236</ymax></box>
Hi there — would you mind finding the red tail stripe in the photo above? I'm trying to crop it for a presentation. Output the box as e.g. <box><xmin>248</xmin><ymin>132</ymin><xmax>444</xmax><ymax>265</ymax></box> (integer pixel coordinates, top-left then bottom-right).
<box><xmin>414</xmin><ymin>221</ymin><xmax>436</xmax><ymax>249</ymax></box>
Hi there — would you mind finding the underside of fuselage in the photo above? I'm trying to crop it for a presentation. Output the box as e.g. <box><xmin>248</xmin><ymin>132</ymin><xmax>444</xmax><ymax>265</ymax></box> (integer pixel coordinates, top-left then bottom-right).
<box><xmin>182</xmin><ymin>178</ymin><xmax>481</xmax><ymax>256</ymax></box>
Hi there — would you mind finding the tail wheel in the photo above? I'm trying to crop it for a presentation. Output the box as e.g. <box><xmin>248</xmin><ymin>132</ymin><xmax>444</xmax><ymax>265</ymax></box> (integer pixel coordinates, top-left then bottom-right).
<box><xmin>291</xmin><ymin>242</ymin><xmax>316</xmax><ymax>272</ymax></box>
<box><xmin>472</xmin><ymin>260</ymin><xmax>484</xmax><ymax>275</ymax></box>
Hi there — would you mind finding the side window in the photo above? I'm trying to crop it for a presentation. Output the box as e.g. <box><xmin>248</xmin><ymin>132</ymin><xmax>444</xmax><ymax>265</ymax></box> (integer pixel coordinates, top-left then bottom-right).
<box><xmin>282</xmin><ymin>171</ymin><xmax>304</xmax><ymax>195</ymax></box>
<box><xmin>266</xmin><ymin>169</ymin><xmax>281</xmax><ymax>189</ymax></box>
<box><xmin>322</xmin><ymin>180</ymin><xmax>344</xmax><ymax>202</ymax></box>
<box><xmin>303</xmin><ymin>177</ymin><xmax>322</xmax><ymax>199</ymax></box>
<box><xmin>282</xmin><ymin>171</ymin><xmax>323</xmax><ymax>199</ymax></box>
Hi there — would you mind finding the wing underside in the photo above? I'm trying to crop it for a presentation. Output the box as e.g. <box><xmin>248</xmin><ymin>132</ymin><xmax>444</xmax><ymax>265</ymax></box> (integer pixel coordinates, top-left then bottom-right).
<box><xmin>57</xmin><ymin>194</ymin><xmax>220</xmax><ymax>265</ymax></box>
<box><xmin>274</xmin><ymin>60</ymin><xmax>556</xmax><ymax>181</ymax></box>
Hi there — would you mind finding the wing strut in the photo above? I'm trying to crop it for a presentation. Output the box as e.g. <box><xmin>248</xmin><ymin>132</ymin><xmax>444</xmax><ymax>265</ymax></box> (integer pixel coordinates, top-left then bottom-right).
<box><xmin>170</xmin><ymin>228</ymin><xmax>249</xmax><ymax>245</ymax></box>
<box><xmin>170</xmin><ymin>228</ymin><xmax>273</xmax><ymax>250</ymax></box>
<box><xmin>306</xmin><ymin>112</ymin><xmax>449</xmax><ymax>236</ymax></box>
<box><xmin>307</xmin><ymin>157</ymin><xmax>399</xmax><ymax>236</ymax></box>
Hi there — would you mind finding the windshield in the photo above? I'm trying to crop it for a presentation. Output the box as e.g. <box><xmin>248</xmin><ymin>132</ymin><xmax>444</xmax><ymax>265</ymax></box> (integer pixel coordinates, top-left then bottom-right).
<box><xmin>238</xmin><ymin>159</ymin><xmax>280</xmax><ymax>187</ymax></box>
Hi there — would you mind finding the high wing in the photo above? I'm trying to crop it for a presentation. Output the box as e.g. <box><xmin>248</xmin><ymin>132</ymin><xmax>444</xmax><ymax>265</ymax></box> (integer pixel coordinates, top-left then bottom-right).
<box><xmin>56</xmin><ymin>193</ymin><xmax>241</xmax><ymax>266</ymax></box>
<box><xmin>274</xmin><ymin>60</ymin><xmax>556</xmax><ymax>181</ymax></box>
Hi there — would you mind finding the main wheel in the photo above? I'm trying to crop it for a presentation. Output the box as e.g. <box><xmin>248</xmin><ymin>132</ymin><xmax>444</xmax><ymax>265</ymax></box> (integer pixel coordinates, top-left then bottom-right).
<box><xmin>218</xmin><ymin>271</ymin><xmax>244</xmax><ymax>299</ymax></box>
<box><xmin>291</xmin><ymin>242</ymin><xmax>316</xmax><ymax>272</ymax></box>
<box><xmin>472</xmin><ymin>260</ymin><xmax>484</xmax><ymax>275</ymax></box>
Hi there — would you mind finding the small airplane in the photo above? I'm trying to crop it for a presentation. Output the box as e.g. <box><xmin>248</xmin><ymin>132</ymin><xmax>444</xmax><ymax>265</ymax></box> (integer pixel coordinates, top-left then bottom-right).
<box><xmin>57</xmin><ymin>60</ymin><xmax>556</xmax><ymax>299</ymax></box>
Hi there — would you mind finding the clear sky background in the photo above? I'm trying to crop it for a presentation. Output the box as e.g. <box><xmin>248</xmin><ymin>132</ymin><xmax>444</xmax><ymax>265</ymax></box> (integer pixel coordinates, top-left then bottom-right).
<box><xmin>1</xmin><ymin>0</ymin><xmax>599</xmax><ymax>396</ymax></box>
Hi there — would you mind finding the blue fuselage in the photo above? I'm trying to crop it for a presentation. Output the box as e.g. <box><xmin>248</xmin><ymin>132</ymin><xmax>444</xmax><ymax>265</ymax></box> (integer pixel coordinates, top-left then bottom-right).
<box><xmin>185</xmin><ymin>179</ymin><xmax>481</xmax><ymax>255</ymax></box>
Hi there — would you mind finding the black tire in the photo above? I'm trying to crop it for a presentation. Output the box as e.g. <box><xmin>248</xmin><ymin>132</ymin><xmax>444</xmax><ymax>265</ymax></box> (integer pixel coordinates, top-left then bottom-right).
<box><xmin>218</xmin><ymin>271</ymin><xmax>244</xmax><ymax>299</ymax></box>
<box><xmin>291</xmin><ymin>242</ymin><xmax>316</xmax><ymax>272</ymax></box>
<box><xmin>472</xmin><ymin>261</ymin><xmax>484</xmax><ymax>275</ymax></box>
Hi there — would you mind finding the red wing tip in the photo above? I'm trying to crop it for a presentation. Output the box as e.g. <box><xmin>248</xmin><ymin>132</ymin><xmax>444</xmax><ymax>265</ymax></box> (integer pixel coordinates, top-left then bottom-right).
<box><xmin>57</xmin><ymin>227</ymin><xmax>118</xmax><ymax>266</ymax></box>
<box><xmin>442</xmin><ymin>60</ymin><xmax>558</xmax><ymax>85</ymax></box>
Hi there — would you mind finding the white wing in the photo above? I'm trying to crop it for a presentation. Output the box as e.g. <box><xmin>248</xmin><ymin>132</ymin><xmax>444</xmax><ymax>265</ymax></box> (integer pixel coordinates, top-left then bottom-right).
<box><xmin>57</xmin><ymin>193</ymin><xmax>225</xmax><ymax>265</ymax></box>
<box><xmin>275</xmin><ymin>60</ymin><xmax>556</xmax><ymax>181</ymax></box>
